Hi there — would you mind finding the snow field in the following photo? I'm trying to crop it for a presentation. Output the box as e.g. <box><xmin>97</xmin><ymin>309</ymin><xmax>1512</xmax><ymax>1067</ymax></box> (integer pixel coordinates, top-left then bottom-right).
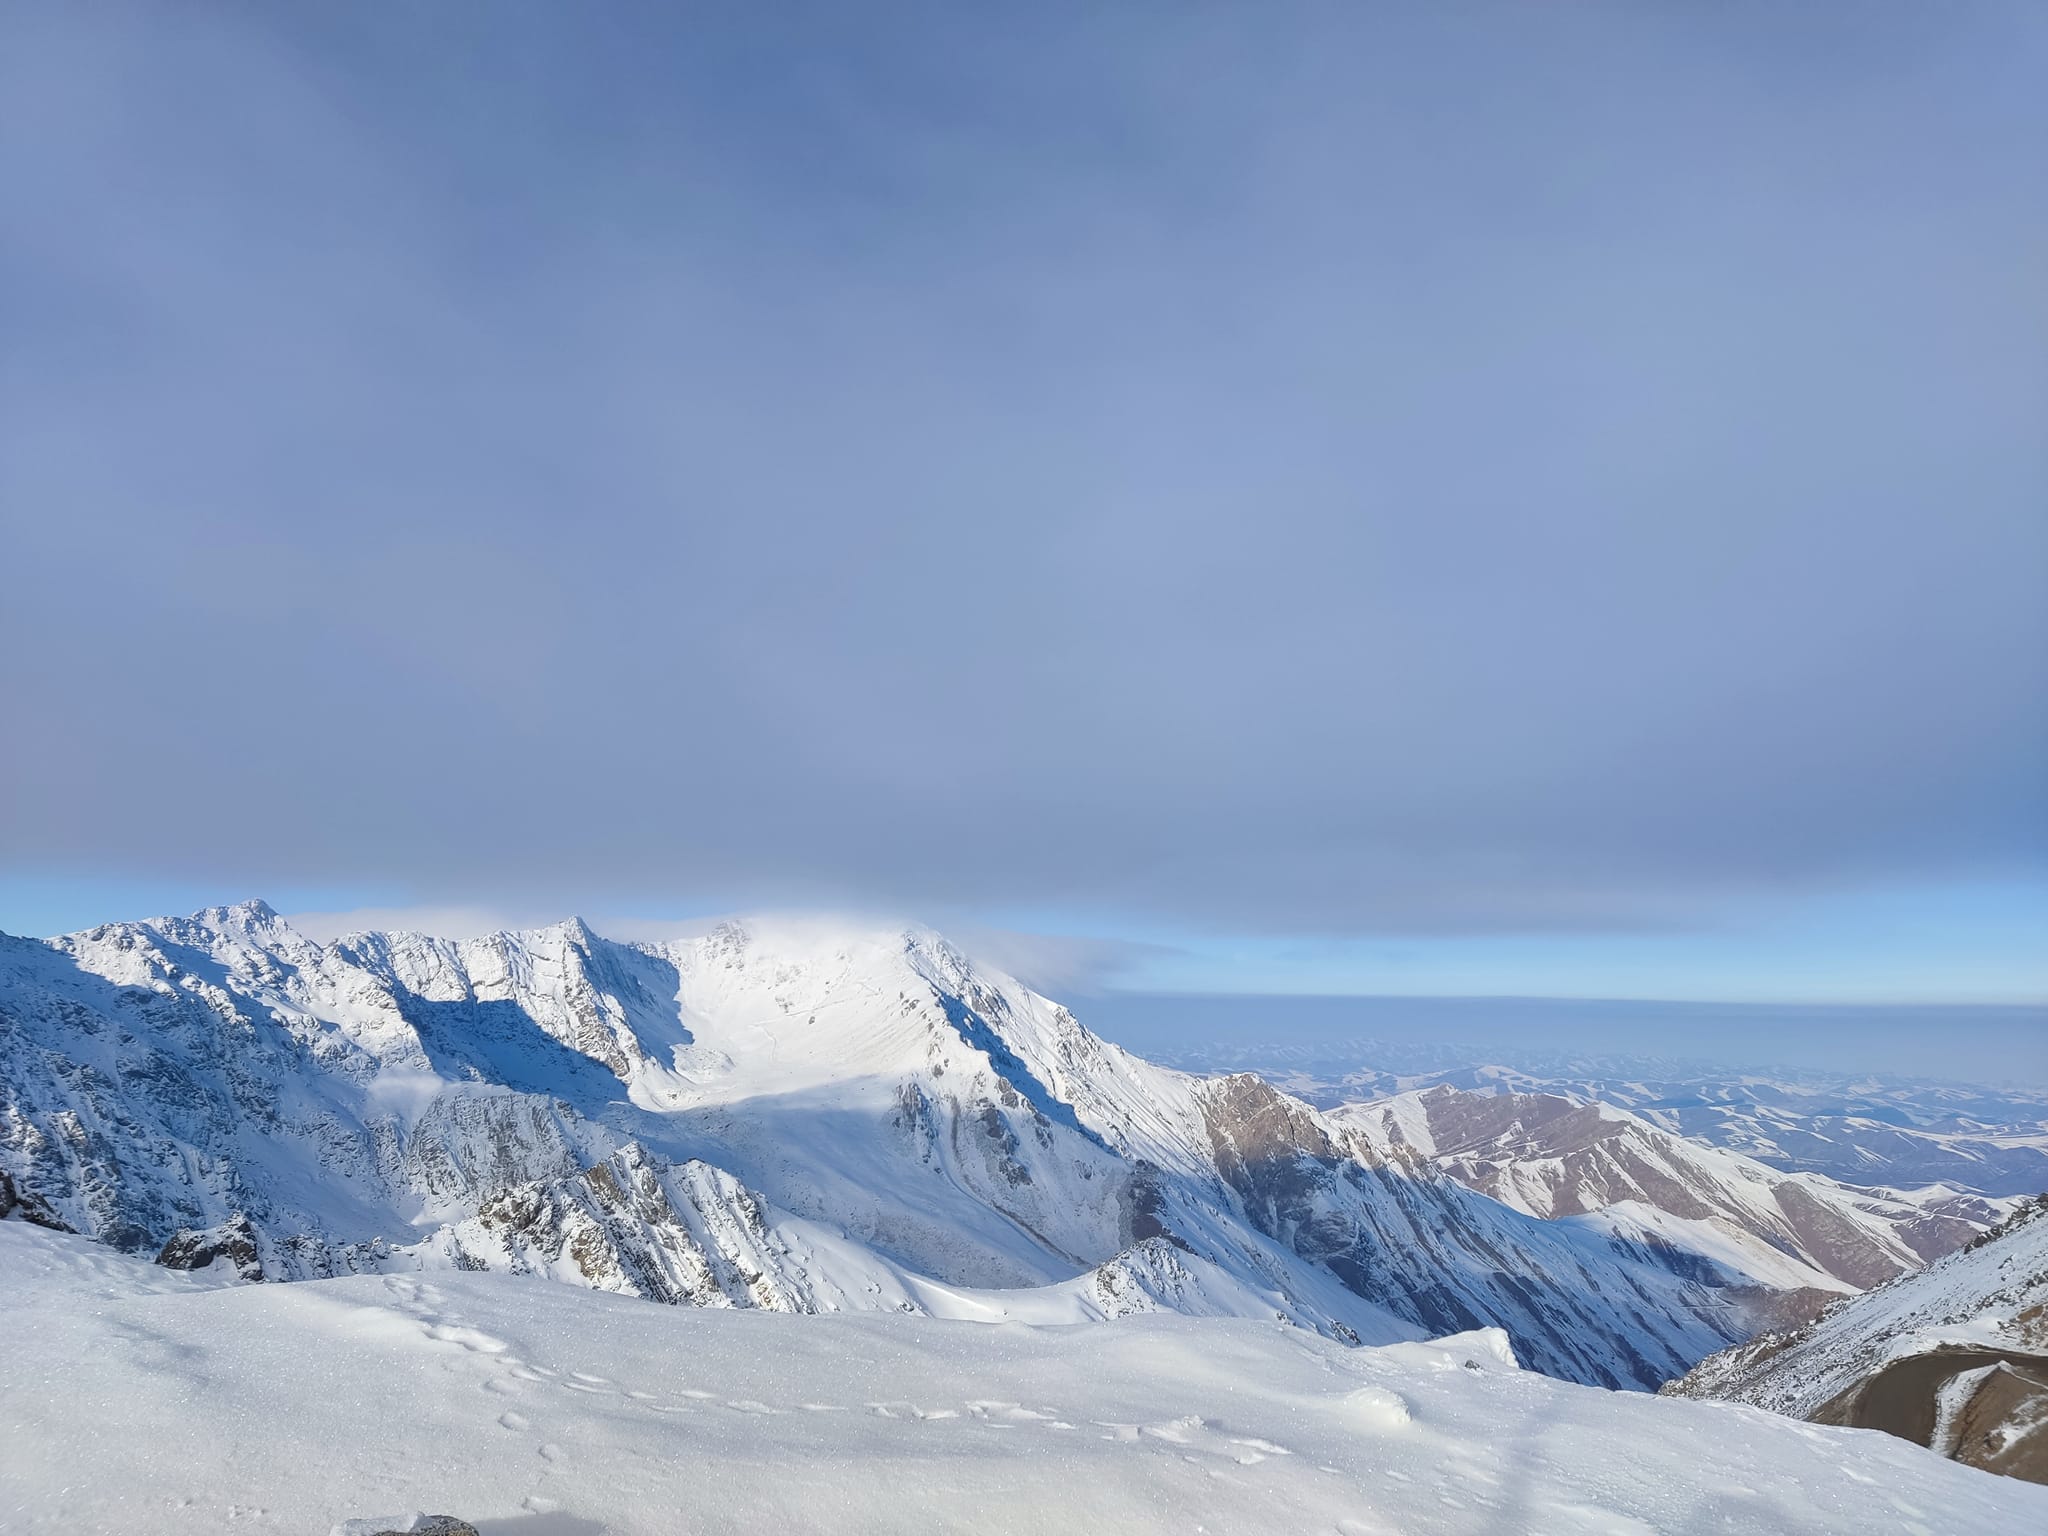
<box><xmin>3</xmin><ymin>1223</ymin><xmax>2042</xmax><ymax>1535</ymax></box>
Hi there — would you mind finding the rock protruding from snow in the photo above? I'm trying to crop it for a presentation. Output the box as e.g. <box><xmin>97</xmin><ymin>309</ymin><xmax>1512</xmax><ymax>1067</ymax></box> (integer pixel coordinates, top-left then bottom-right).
<box><xmin>0</xmin><ymin>1168</ymin><xmax>71</xmax><ymax>1232</ymax></box>
<box><xmin>1666</xmin><ymin>1196</ymin><xmax>2048</xmax><ymax>1483</ymax></box>
<box><xmin>157</xmin><ymin>1212</ymin><xmax>265</xmax><ymax>1282</ymax></box>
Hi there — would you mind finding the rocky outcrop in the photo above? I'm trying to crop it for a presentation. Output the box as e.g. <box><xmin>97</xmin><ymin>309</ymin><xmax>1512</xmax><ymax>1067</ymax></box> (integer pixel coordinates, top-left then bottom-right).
<box><xmin>1665</xmin><ymin>1197</ymin><xmax>2048</xmax><ymax>1482</ymax></box>
<box><xmin>447</xmin><ymin>1144</ymin><xmax>831</xmax><ymax>1311</ymax></box>
<box><xmin>1813</xmin><ymin>1346</ymin><xmax>2048</xmax><ymax>1484</ymax></box>
<box><xmin>0</xmin><ymin>1168</ymin><xmax>72</xmax><ymax>1232</ymax></box>
<box><xmin>156</xmin><ymin>1212</ymin><xmax>265</xmax><ymax>1281</ymax></box>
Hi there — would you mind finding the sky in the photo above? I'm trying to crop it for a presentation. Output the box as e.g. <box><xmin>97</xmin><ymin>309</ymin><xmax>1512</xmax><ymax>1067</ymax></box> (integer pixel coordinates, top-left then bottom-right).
<box><xmin>2</xmin><ymin>4</ymin><xmax>2045</xmax><ymax>1045</ymax></box>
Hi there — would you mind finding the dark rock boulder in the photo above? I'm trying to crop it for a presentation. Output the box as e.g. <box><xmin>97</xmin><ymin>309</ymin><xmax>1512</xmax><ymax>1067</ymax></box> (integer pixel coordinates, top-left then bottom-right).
<box><xmin>0</xmin><ymin>1168</ymin><xmax>74</xmax><ymax>1232</ymax></box>
<box><xmin>155</xmin><ymin>1211</ymin><xmax>265</xmax><ymax>1281</ymax></box>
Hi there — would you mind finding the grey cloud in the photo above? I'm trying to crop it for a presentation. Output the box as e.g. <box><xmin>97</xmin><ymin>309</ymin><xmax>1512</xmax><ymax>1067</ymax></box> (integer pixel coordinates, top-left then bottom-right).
<box><xmin>941</xmin><ymin>929</ymin><xmax>1183</xmax><ymax>999</ymax></box>
<box><xmin>2</xmin><ymin>4</ymin><xmax>2043</xmax><ymax>935</ymax></box>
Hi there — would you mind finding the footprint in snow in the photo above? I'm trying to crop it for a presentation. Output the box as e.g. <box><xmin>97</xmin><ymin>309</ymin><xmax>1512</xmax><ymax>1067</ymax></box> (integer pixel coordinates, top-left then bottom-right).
<box><xmin>425</xmin><ymin>1322</ymin><xmax>508</xmax><ymax>1354</ymax></box>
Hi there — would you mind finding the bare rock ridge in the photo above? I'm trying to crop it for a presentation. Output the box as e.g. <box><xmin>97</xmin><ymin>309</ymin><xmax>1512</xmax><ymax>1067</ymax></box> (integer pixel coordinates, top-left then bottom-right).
<box><xmin>0</xmin><ymin>901</ymin><xmax>2008</xmax><ymax>1394</ymax></box>
<box><xmin>1332</xmin><ymin>1084</ymin><xmax>2002</xmax><ymax>1295</ymax></box>
<box><xmin>1170</xmin><ymin>1039</ymin><xmax>2048</xmax><ymax>1198</ymax></box>
<box><xmin>1665</xmin><ymin>1196</ymin><xmax>2048</xmax><ymax>1483</ymax></box>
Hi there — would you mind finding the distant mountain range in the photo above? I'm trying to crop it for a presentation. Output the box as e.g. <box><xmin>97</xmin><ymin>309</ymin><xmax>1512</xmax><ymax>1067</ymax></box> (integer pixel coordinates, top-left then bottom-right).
<box><xmin>1</xmin><ymin>903</ymin><xmax>2032</xmax><ymax>1399</ymax></box>
<box><xmin>1153</xmin><ymin>1037</ymin><xmax>2048</xmax><ymax>1197</ymax></box>
<box><xmin>1332</xmin><ymin>1085</ymin><xmax>2010</xmax><ymax>1293</ymax></box>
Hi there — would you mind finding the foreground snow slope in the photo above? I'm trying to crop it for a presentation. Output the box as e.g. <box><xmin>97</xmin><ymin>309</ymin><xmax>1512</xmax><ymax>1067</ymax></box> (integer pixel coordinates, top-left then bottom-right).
<box><xmin>2</xmin><ymin>1224</ymin><xmax>2039</xmax><ymax>1536</ymax></box>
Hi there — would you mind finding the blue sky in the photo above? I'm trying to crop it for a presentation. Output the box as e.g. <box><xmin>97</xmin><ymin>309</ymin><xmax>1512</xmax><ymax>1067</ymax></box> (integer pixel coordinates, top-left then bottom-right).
<box><xmin>2</xmin><ymin>5</ymin><xmax>2043</xmax><ymax>1033</ymax></box>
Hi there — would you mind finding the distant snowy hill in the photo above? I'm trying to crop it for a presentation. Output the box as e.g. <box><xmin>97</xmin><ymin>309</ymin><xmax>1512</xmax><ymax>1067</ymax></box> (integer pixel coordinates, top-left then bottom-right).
<box><xmin>0</xmin><ymin>900</ymin><xmax>1887</xmax><ymax>1390</ymax></box>
<box><xmin>1666</xmin><ymin>1198</ymin><xmax>2048</xmax><ymax>1483</ymax></box>
<box><xmin>4</xmin><ymin>1219</ymin><xmax>2043</xmax><ymax>1535</ymax></box>
<box><xmin>1159</xmin><ymin>1037</ymin><xmax>2048</xmax><ymax>1197</ymax></box>
<box><xmin>1331</xmin><ymin>1085</ymin><xmax>2010</xmax><ymax>1296</ymax></box>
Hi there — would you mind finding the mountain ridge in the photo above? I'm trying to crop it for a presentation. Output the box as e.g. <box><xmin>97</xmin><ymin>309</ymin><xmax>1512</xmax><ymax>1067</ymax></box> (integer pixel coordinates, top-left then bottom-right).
<box><xmin>0</xmin><ymin>900</ymin><xmax>1992</xmax><ymax>1392</ymax></box>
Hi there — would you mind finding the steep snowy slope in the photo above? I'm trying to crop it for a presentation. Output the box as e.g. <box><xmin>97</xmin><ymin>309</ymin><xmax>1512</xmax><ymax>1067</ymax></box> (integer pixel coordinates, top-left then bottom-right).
<box><xmin>1</xmin><ymin>902</ymin><xmax>1836</xmax><ymax>1387</ymax></box>
<box><xmin>1332</xmin><ymin>1085</ymin><xmax>1992</xmax><ymax>1296</ymax></box>
<box><xmin>1665</xmin><ymin>1199</ymin><xmax>2048</xmax><ymax>1483</ymax></box>
<box><xmin>4</xmin><ymin>1220</ymin><xmax>2042</xmax><ymax>1536</ymax></box>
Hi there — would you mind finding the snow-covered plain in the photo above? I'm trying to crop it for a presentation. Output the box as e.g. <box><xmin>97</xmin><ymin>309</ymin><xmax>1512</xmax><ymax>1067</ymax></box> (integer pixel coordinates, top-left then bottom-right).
<box><xmin>4</xmin><ymin>1222</ymin><xmax>2042</xmax><ymax>1535</ymax></box>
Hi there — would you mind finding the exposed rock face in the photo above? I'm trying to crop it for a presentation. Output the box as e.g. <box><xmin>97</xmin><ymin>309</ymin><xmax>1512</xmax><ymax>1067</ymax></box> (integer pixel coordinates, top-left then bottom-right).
<box><xmin>1812</xmin><ymin>1347</ymin><xmax>2048</xmax><ymax>1484</ymax></box>
<box><xmin>1164</xmin><ymin>1043</ymin><xmax>2048</xmax><ymax>1200</ymax></box>
<box><xmin>1196</xmin><ymin>1073</ymin><xmax>1742</xmax><ymax>1389</ymax></box>
<box><xmin>0</xmin><ymin>1167</ymin><xmax>72</xmax><ymax>1232</ymax></box>
<box><xmin>1665</xmin><ymin>1197</ymin><xmax>2048</xmax><ymax>1483</ymax></box>
<box><xmin>331</xmin><ymin>1516</ymin><xmax>479</xmax><ymax>1536</ymax></box>
<box><xmin>156</xmin><ymin>1212</ymin><xmax>265</xmax><ymax>1281</ymax></box>
<box><xmin>451</xmin><ymin>1144</ymin><xmax>811</xmax><ymax>1310</ymax></box>
<box><xmin>1332</xmin><ymin>1084</ymin><xmax>1999</xmax><ymax>1293</ymax></box>
<box><xmin>1938</xmin><ymin>1358</ymin><xmax>2048</xmax><ymax>1483</ymax></box>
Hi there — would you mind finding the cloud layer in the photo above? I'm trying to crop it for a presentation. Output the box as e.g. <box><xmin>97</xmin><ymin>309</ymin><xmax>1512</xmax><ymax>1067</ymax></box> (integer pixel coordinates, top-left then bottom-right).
<box><xmin>3</xmin><ymin>5</ymin><xmax>2043</xmax><ymax>938</ymax></box>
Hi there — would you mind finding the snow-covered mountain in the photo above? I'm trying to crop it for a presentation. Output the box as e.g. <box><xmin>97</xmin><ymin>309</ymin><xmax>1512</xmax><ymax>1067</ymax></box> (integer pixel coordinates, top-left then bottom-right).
<box><xmin>1164</xmin><ymin>1038</ymin><xmax>2048</xmax><ymax>1197</ymax></box>
<box><xmin>1665</xmin><ymin>1198</ymin><xmax>2048</xmax><ymax>1483</ymax></box>
<box><xmin>9</xmin><ymin>1219</ymin><xmax>2044</xmax><ymax>1535</ymax></box>
<box><xmin>3</xmin><ymin>900</ymin><xmax>1847</xmax><ymax>1389</ymax></box>
<box><xmin>1331</xmin><ymin>1085</ymin><xmax>2008</xmax><ymax>1297</ymax></box>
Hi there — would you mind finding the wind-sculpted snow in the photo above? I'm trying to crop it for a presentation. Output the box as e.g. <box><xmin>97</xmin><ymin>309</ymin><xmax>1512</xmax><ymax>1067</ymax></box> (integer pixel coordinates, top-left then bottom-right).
<box><xmin>3</xmin><ymin>1221</ymin><xmax>2042</xmax><ymax>1535</ymax></box>
<box><xmin>0</xmin><ymin>900</ymin><xmax>1901</xmax><ymax>1389</ymax></box>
